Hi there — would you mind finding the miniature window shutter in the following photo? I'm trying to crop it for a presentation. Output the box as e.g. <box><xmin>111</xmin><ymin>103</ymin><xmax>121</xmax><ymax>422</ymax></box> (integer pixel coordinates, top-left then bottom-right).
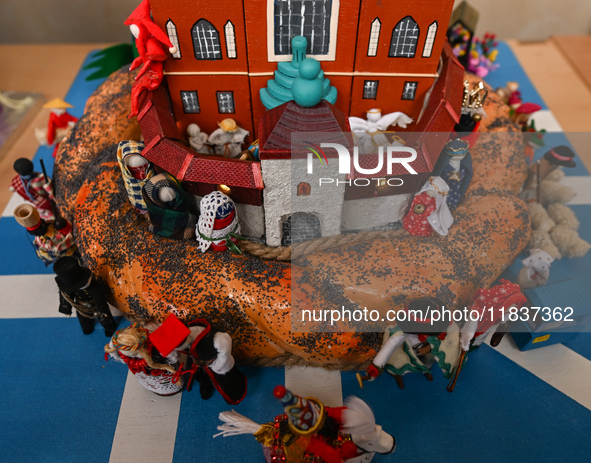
<box><xmin>166</xmin><ymin>20</ymin><xmax>182</xmax><ymax>59</ymax></box>
<box><xmin>422</xmin><ymin>21</ymin><xmax>438</xmax><ymax>58</ymax></box>
<box><xmin>367</xmin><ymin>18</ymin><xmax>381</xmax><ymax>57</ymax></box>
<box><xmin>224</xmin><ymin>21</ymin><xmax>237</xmax><ymax>59</ymax></box>
<box><xmin>192</xmin><ymin>19</ymin><xmax>222</xmax><ymax>60</ymax></box>
<box><xmin>389</xmin><ymin>16</ymin><xmax>419</xmax><ymax>58</ymax></box>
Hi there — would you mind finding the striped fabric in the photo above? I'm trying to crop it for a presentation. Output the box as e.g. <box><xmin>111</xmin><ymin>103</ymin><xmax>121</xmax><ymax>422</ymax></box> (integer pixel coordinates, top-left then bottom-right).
<box><xmin>116</xmin><ymin>140</ymin><xmax>154</xmax><ymax>214</ymax></box>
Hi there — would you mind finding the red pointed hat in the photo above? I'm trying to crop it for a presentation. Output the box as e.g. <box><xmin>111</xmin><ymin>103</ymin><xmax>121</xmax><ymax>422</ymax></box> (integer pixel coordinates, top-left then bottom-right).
<box><xmin>124</xmin><ymin>0</ymin><xmax>173</xmax><ymax>49</ymax></box>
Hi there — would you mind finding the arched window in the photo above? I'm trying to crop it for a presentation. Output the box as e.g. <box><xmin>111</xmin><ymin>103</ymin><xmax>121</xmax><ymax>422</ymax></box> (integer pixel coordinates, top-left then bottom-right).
<box><xmin>272</xmin><ymin>0</ymin><xmax>336</xmax><ymax>57</ymax></box>
<box><xmin>389</xmin><ymin>16</ymin><xmax>419</xmax><ymax>58</ymax></box>
<box><xmin>166</xmin><ymin>19</ymin><xmax>181</xmax><ymax>59</ymax></box>
<box><xmin>191</xmin><ymin>19</ymin><xmax>222</xmax><ymax>60</ymax></box>
<box><xmin>367</xmin><ymin>18</ymin><xmax>381</xmax><ymax>57</ymax></box>
<box><xmin>422</xmin><ymin>21</ymin><xmax>438</xmax><ymax>58</ymax></box>
<box><xmin>224</xmin><ymin>21</ymin><xmax>237</xmax><ymax>59</ymax></box>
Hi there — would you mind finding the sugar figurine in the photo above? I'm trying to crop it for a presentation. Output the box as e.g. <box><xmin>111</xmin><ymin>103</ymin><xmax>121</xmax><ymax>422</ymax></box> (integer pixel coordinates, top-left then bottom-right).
<box><xmin>186</xmin><ymin>123</ymin><xmax>211</xmax><ymax>154</ymax></box>
<box><xmin>148</xmin><ymin>313</ymin><xmax>247</xmax><ymax>404</ymax></box>
<box><xmin>14</xmin><ymin>204</ymin><xmax>77</xmax><ymax>265</ymax></box>
<box><xmin>196</xmin><ymin>191</ymin><xmax>242</xmax><ymax>254</ymax></box>
<box><xmin>207</xmin><ymin>118</ymin><xmax>249</xmax><ymax>158</ymax></box>
<box><xmin>35</xmin><ymin>99</ymin><xmax>78</xmax><ymax>157</ymax></box>
<box><xmin>116</xmin><ymin>140</ymin><xmax>154</xmax><ymax>214</ymax></box>
<box><xmin>53</xmin><ymin>256</ymin><xmax>118</xmax><ymax>337</ymax></box>
<box><xmin>142</xmin><ymin>173</ymin><xmax>198</xmax><ymax>239</ymax></box>
<box><xmin>105</xmin><ymin>323</ymin><xmax>183</xmax><ymax>396</ymax></box>
<box><xmin>360</xmin><ymin>297</ymin><xmax>462</xmax><ymax>390</ymax></box>
<box><xmin>516</xmin><ymin>249</ymin><xmax>553</xmax><ymax>289</ymax></box>
<box><xmin>10</xmin><ymin>157</ymin><xmax>54</xmax><ymax>221</ymax></box>
<box><xmin>403</xmin><ymin>177</ymin><xmax>453</xmax><ymax>236</ymax></box>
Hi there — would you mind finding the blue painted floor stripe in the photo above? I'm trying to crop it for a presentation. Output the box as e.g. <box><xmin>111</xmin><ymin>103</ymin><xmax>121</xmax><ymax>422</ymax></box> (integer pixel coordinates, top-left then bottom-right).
<box><xmin>341</xmin><ymin>345</ymin><xmax>591</xmax><ymax>463</ymax></box>
<box><xmin>0</xmin><ymin>318</ymin><xmax>127</xmax><ymax>463</ymax></box>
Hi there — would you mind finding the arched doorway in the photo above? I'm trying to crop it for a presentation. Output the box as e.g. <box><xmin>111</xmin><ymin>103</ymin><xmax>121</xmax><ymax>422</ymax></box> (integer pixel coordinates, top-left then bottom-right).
<box><xmin>281</xmin><ymin>213</ymin><xmax>321</xmax><ymax>246</ymax></box>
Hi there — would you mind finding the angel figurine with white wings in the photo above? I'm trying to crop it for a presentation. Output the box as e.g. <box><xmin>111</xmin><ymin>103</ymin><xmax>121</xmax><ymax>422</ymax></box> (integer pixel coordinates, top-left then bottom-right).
<box><xmin>349</xmin><ymin>108</ymin><xmax>413</xmax><ymax>154</ymax></box>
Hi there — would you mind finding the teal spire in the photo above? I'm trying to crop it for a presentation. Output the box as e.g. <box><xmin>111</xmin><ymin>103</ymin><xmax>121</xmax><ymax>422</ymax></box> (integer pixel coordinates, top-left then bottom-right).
<box><xmin>260</xmin><ymin>36</ymin><xmax>337</xmax><ymax>110</ymax></box>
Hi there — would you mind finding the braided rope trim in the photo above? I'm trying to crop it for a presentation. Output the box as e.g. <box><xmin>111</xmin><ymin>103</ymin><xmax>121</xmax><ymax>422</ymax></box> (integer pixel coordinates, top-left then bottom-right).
<box><xmin>236</xmin><ymin>228</ymin><xmax>409</xmax><ymax>262</ymax></box>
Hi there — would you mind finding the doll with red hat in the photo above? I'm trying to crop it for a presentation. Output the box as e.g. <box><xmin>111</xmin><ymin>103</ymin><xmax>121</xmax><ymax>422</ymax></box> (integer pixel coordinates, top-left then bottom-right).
<box><xmin>10</xmin><ymin>158</ymin><xmax>54</xmax><ymax>221</ymax></box>
<box><xmin>148</xmin><ymin>313</ymin><xmax>247</xmax><ymax>404</ymax></box>
<box><xmin>360</xmin><ymin>296</ymin><xmax>462</xmax><ymax>390</ymax></box>
<box><xmin>53</xmin><ymin>256</ymin><xmax>118</xmax><ymax>336</ymax></box>
<box><xmin>14</xmin><ymin>204</ymin><xmax>77</xmax><ymax>265</ymax></box>
<box><xmin>125</xmin><ymin>0</ymin><xmax>177</xmax><ymax>117</ymax></box>
<box><xmin>215</xmin><ymin>386</ymin><xmax>396</xmax><ymax>462</ymax></box>
<box><xmin>105</xmin><ymin>323</ymin><xmax>183</xmax><ymax>396</ymax></box>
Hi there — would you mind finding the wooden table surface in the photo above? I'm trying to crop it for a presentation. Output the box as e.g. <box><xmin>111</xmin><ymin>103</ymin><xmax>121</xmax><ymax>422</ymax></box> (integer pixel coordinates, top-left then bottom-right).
<box><xmin>0</xmin><ymin>38</ymin><xmax>590</xmax><ymax>212</ymax></box>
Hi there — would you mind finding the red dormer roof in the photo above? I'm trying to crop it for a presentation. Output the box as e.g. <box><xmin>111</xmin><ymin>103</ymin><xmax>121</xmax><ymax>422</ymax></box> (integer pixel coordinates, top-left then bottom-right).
<box><xmin>259</xmin><ymin>100</ymin><xmax>352</xmax><ymax>160</ymax></box>
<box><xmin>136</xmin><ymin>86</ymin><xmax>264</xmax><ymax>205</ymax></box>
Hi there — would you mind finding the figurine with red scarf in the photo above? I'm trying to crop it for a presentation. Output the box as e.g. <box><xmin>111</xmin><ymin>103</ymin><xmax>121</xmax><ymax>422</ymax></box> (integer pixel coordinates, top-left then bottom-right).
<box><xmin>216</xmin><ymin>386</ymin><xmax>396</xmax><ymax>463</ymax></box>
<box><xmin>460</xmin><ymin>279</ymin><xmax>527</xmax><ymax>351</ymax></box>
<box><xmin>148</xmin><ymin>313</ymin><xmax>247</xmax><ymax>404</ymax></box>
<box><xmin>360</xmin><ymin>297</ymin><xmax>462</xmax><ymax>390</ymax></box>
<box><xmin>124</xmin><ymin>0</ymin><xmax>177</xmax><ymax>117</ymax></box>
<box><xmin>34</xmin><ymin>99</ymin><xmax>78</xmax><ymax>158</ymax></box>
<box><xmin>10</xmin><ymin>158</ymin><xmax>54</xmax><ymax>221</ymax></box>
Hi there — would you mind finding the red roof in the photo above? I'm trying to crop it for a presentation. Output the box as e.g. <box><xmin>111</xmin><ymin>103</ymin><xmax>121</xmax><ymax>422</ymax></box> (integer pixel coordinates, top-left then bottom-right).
<box><xmin>137</xmin><ymin>86</ymin><xmax>263</xmax><ymax>191</ymax></box>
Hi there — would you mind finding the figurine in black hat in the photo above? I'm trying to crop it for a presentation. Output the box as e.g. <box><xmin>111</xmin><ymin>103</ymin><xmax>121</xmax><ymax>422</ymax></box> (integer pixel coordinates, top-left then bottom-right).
<box><xmin>359</xmin><ymin>296</ymin><xmax>462</xmax><ymax>390</ymax></box>
<box><xmin>522</xmin><ymin>145</ymin><xmax>576</xmax><ymax>202</ymax></box>
<box><xmin>9</xmin><ymin>157</ymin><xmax>54</xmax><ymax>220</ymax></box>
<box><xmin>53</xmin><ymin>256</ymin><xmax>117</xmax><ymax>336</ymax></box>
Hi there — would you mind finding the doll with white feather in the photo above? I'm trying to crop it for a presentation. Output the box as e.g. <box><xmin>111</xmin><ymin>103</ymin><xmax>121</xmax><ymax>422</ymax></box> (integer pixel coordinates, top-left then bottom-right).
<box><xmin>215</xmin><ymin>385</ymin><xmax>395</xmax><ymax>463</ymax></box>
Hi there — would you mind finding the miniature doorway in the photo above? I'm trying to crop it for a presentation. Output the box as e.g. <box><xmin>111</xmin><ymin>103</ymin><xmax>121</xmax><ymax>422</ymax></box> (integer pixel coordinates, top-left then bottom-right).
<box><xmin>281</xmin><ymin>212</ymin><xmax>321</xmax><ymax>246</ymax></box>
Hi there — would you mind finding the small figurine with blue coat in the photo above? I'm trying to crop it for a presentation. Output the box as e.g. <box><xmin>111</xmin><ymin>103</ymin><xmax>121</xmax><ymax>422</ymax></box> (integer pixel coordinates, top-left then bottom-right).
<box><xmin>433</xmin><ymin>138</ymin><xmax>473</xmax><ymax>210</ymax></box>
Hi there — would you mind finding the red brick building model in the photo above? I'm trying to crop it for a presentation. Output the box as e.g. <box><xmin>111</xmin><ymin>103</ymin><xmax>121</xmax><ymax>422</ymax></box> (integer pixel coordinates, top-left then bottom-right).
<box><xmin>149</xmin><ymin>0</ymin><xmax>457</xmax><ymax>139</ymax></box>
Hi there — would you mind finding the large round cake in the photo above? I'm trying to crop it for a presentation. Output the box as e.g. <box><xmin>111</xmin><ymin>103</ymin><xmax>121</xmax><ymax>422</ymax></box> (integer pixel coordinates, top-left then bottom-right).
<box><xmin>53</xmin><ymin>68</ymin><xmax>530</xmax><ymax>368</ymax></box>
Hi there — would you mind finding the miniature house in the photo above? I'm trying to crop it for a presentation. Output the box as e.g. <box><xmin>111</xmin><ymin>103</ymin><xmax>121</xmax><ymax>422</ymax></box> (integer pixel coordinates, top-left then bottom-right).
<box><xmin>149</xmin><ymin>0</ymin><xmax>459</xmax><ymax>138</ymax></box>
<box><xmin>135</xmin><ymin>0</ymin><xmax>464</xmax><ymax>246</ymax></box>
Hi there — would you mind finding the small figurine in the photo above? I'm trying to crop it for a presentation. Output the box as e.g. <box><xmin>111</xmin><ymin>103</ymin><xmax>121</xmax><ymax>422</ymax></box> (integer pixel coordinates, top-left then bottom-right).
<box><xmin>105</xmin><ymin>323</ymin><xmax>183</xmax><ymax>396</ymax></box>
<box><xmin>142</xmin><ymin>173</ymin><xmax>198</xmax><ymax>239</ymax></box>
<box><xmin>511</xmin><ymin>102</ymin><xmax>542</xmax><ymax>131</ymax></box>
<box><xmin>349</xmin><ymin>108</ymin><xmax>412</xmax><ymax>155</ymax></box>
<box><xmin>14</xmin><ymin>204</ymin><xmax>77</xmax><ymax>265</ymax></box>
<box><xmin>216</xmin><ymin>386</ymin><xmax>395</xmax><ymax>462</ymax></box>
<box><xmin>34</xmin><ymin>98</ymin><xmax>78</xmax><ymax>157</ymax></box>
<box><xmin>124</xmin><ymin>0</ymin><xmax>177</xmax><ymax>117</ymax></box>
<box><xmin>403</xmin><ymin>177</ymin><xmax>453</xmax><ymax>237</ymax></box>
<box><xmin>116</xmin><ymin>140</ymin><xmax>154</xmax><ymax>214</ymax></box>
<box><xmin>516</xmin><ymin>249</ymin><xmax>553</xmax><ymax>289</ymax></box>
<box><xmin>207</xmin><ymin>118</ymin><xmax>250</xmax><ymax>158</ymax></box>
<box><xmin>459</xmin><ymin>279</ymin><xmax>527</xmax><ymax>351</ymax></box>
<box><xmin>433</xmin><ymin>138</ymin><xmax>473</xmax><ymax>210</ymax></box>
<box><xmin>196</xmin><ymin>191</ymin><xmax>241</xmax><ymax>254</ymax></box>
<box><xmin>53</xmin><ymin>256</ymin><xmax>118</xmax><ymax>337</ymax></box>
<box><xmin>10</xmin><ymin>157</ymin><xmax>54</xmax><ymax>220</ymax></box>
<box><xmin>360</xmin><ymin>297</ymin><xmax>461</xmax><ymax>390</ymax></box>
<box><xmin>521</xmin><ymin>145</ymin><xmax>576</xmax><ymax>203</ymax></box>
<box><xmin>454</xmin><ymin>80</ymin><xmax>487</xmax><ymax>136</ymax></box>
<box><xmin>148</xmin><ymin>313</ymin><xmax>247</xmax><ymax>404</ymax></box>
<box><xmin>186</xmin><ymin>123</ymin><xmax>211</xmax><ymax>154</ymax></box>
